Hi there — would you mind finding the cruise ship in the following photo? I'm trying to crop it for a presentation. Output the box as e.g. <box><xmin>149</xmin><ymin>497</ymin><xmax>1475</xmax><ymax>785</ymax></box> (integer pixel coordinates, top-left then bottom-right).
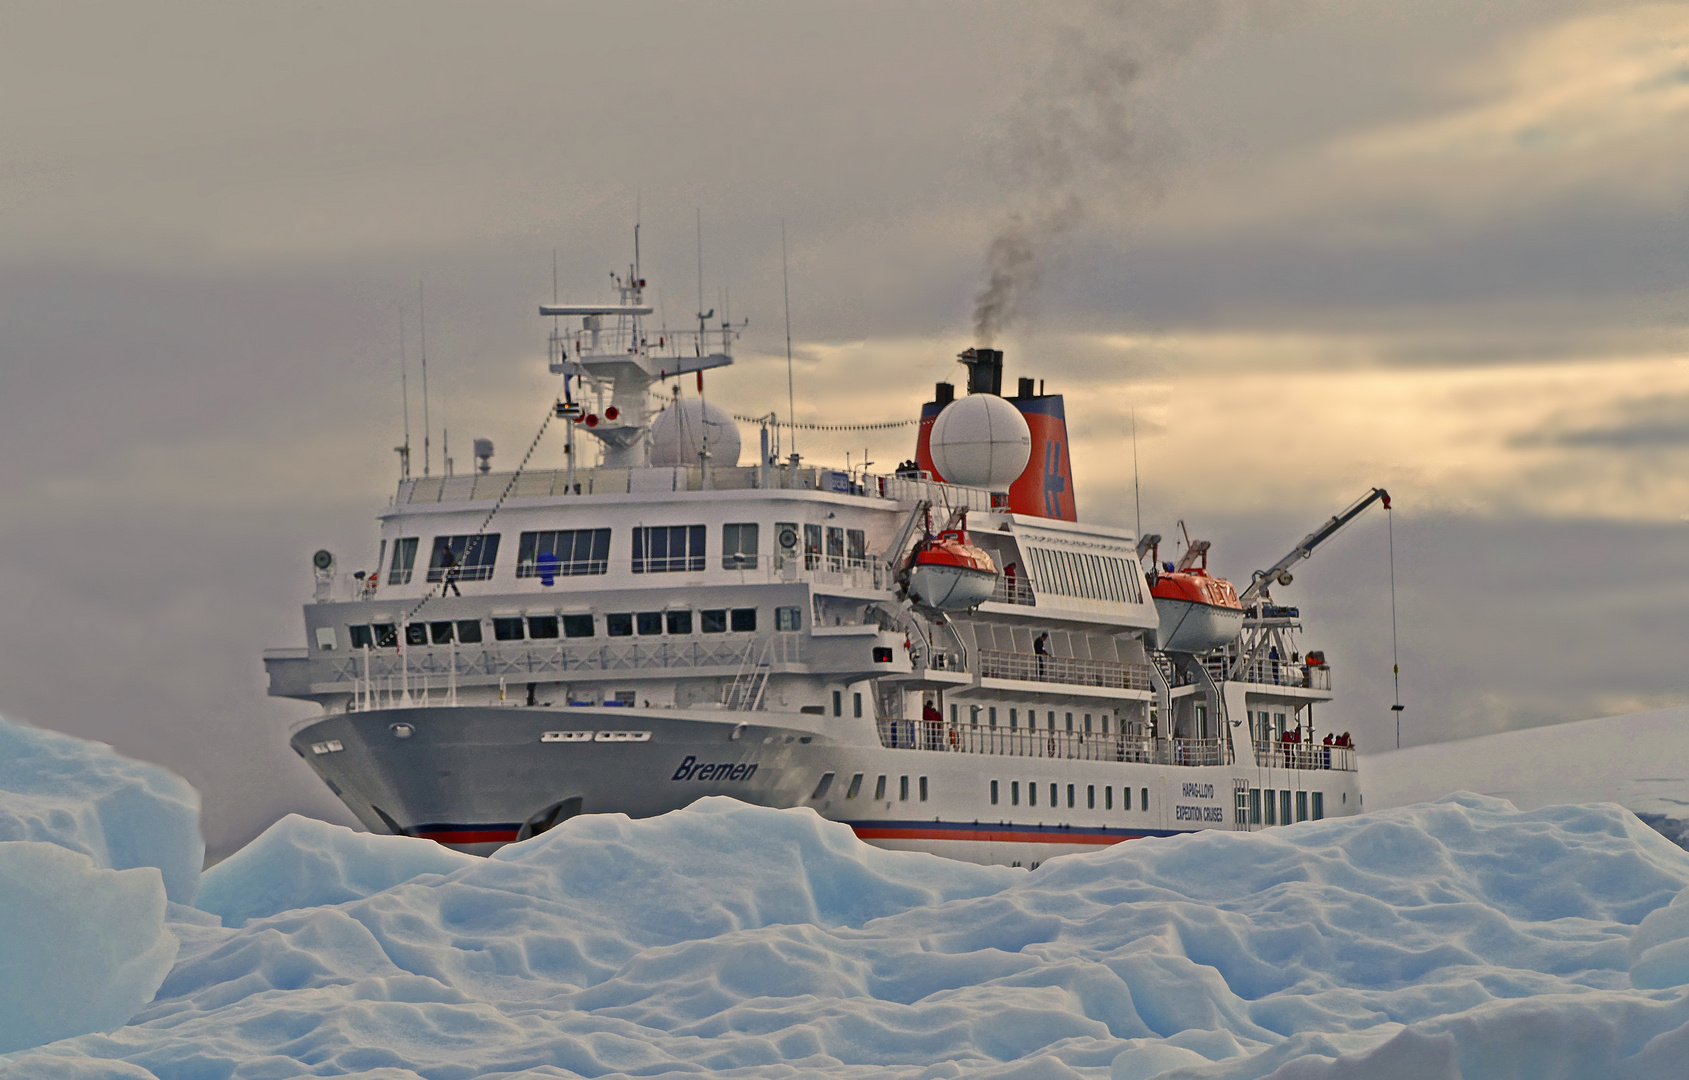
<box><xmin>264</xmin><ymin>261</ymin><xmax>1368</xmax><ymax>866</ymax></box>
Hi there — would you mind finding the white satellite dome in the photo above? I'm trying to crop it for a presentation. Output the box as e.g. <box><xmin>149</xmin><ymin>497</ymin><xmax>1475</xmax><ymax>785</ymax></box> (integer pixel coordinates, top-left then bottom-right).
<box><xmin>649</xmin><ymin>397</ymin><xmax>742</xmax><ymax>468</ymax></box>
<box><xmin>928</xmin><ymin>394</ymin><xmax>1032</xmax><ymax>490</ymax></box>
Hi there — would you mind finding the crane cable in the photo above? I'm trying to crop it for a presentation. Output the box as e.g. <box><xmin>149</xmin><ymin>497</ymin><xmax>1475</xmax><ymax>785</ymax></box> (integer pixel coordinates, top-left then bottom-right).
<box><xmin>403</xmin><ymin>402</ymin><xmax>555</xmax><ymax>625</ymax></box>
<box><xmin>1388</xmin><ymin>504</ymin><xmax>1403</xmax><ymax>749</ymax></box>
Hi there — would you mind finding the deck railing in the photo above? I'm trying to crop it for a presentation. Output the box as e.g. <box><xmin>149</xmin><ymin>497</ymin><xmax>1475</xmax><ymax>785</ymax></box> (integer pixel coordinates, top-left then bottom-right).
<box><xmin>1252</xmin><ymin>740</ymin><xmax>1355</xmax><ymax>771</ymax></box>
<box><xmin>989</xmin><ymin>578</ymin><xmax>1037</xmax><ymax>606</ymax></box>
<box><xmin>977</xmin><ymin>650</ymin><xmax>1154</xmax><ymax>691</ymax></box>
<box><xmin>873</xmin><ymin>721</ymin><xmax>1232</xmax><ymax>766</ymax></box>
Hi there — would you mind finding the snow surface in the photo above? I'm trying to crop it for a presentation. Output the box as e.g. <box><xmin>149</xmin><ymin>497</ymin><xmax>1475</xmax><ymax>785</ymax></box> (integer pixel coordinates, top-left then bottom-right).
<box><xmin>6</xmin><ymin>711</ymin><xmax>1689</xmax><ymax>1078</ymax></box>
<box><xmin>1363</xmin><ymin>706</ymin><xmax>1689</xmax><ymax>846</ymax></box>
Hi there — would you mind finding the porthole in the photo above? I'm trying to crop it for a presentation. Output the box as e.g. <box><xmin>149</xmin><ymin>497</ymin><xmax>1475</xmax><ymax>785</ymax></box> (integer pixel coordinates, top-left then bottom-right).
<box><xmin>389</xmin><ymin>723</ymin><xmax>415</xmax><ymax>739</ymax></box>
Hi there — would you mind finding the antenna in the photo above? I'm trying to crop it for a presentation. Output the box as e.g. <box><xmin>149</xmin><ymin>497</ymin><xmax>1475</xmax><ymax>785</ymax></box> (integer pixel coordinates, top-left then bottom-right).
<box><xmin>782</xmin><ymin>220</ymin><xmax>797</xmax><ymax>465</ymax></box>
<box><xmin>1132</xmin><ymin>404</ymin><xmax>1141</xmax><ymax>536</ymax></box>
<box><xmin>397</xmin><ymin>309</ymin><xmax>412</xmax><ymax>479</ymax></box>
<box><xmin>420</xmin><ymin>278</ymin><xmax>431</xmax><ymax>476</ymax></box>
<box><xmin>696</xmin><ymin>209</ymin><xmax>706</xmax><ymax>353</ymax></box>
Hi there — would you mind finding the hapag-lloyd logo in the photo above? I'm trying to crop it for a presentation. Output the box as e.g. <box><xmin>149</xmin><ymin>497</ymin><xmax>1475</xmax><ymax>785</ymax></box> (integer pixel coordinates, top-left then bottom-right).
<box><xmin>671</xmin><ymin>756</ymin><xmax>759</xmax><ymax>782</ymax></box>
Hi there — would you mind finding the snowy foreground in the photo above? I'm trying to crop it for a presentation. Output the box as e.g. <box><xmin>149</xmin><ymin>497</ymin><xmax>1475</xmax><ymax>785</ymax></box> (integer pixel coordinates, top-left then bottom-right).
<box><xmin>1364</xmin><ymin>705</ymin><xmax>1689</xmax><ymax>848</ymax></box>
<box><xmin>3</xmin><ymin>716</ymin><xmax>1689</xmax><ymax>1078</ymax></box>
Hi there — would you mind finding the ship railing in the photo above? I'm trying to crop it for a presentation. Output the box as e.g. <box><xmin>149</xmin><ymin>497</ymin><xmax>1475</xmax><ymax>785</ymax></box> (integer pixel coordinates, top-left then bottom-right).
<box><xmin>337</xmin><ymin>636</ymin><xmax>806</xmax><ymax>706</ymax></box>
<box><xmin>1225</xmin><ymin>657</ymin><xmax>1330</xmax><ymax>690</ymax></box>
<box><xmin>989</xmin><ymin>578</ymin><xmax>1036</xmax><ymax>606</ymax></box>
<box><xmin>873</xmin><ymin>722</ymin><xmax>1230</xmax><ymax>766</ymax></box>
<box><xmin>1251</xmin><ymin>739</ymin><xmax>1355</xmax><ymax>771</ymax></box>
<box><xmin>976</xmin><ymin>649</ymin><xmax>1154</xmax><ymax>691</ymax></box>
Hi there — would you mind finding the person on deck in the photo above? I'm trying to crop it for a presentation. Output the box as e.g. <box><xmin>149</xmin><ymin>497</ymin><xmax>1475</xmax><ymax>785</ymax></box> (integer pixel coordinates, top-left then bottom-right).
<box><xmin>1033</xmin><ymin>632</ymin><xmax>1050</xmax><ymax>679</ymax></box>
<box><xmin>438</xmin><ymin>545</ymin><xmax>462</xmax><ymax>597</ymax></box>
<box><xmin>922</xmin><ymin>699</ymin><xmax>942</xmax><ymax>723</ymax></box>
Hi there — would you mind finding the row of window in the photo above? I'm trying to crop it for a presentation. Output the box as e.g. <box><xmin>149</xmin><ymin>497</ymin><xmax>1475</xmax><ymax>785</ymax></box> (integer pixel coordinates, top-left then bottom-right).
<box><xmin>1246</xmin><ymin>787</ymin><xmax>1323</xmax><ymax>825</ymax></box>
<box><xmin>953</xmin><ymin>704</ymin><xmax>1114</xmax><ymax>734</ymax></box>
<box><xmin>336</xmin><ymin>606</ymin><xmax>803</xmax><ymax>650</ymax></box>
<box><xmin>991</xmin><ymin>780</ymin><xmax>1149</xmax><ymax>812</ymax></box>
<box><xmin>811</xmin><ymin>772</ymin><xmax>929</xmax><ymax>802</ymax></box>
<box><xmin>1023</xmin><ymin>546</ymin><xmax>1143</xmax><ymax>605</ymax></box>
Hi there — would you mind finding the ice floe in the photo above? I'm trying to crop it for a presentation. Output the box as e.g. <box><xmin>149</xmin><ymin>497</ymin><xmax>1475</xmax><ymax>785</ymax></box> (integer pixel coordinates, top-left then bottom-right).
<box><xmin>3</xmin><ymin>712</ymin><xmax>1689</xmax><ymax>1079</ymax></box>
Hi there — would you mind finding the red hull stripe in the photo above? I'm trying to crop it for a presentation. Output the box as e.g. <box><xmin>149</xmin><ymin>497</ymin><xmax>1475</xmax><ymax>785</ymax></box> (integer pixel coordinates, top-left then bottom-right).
<box><xmin>409</xmin><ymin>826</ymin><xmax>520</xmax><ymax>845</ymax></box>
<box><xmin>848</xmin><ymin>823</ymin><xmax>1179</xmax><ymax>845</ymax></box>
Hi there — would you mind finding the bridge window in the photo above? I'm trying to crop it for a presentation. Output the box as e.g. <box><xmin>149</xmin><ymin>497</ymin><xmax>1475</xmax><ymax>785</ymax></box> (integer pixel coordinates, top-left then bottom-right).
<box><xmin>528</xmin><ymin>616</ymin><xmax>560</xmax><ymax>639</ymax></box>
<box><xmin>804</xmin><ymin>524</ymin><xmax>823</xmax><ymax>569</ymax></box>
<box><xmin>349</xmin><ymin>625</ymin><xmax>373</xmax><ymax>649</ymax></box>
<box><xmin>493</xmin><ymin>618</ymin><xmax>524</xmax><ymax>642</ymax></box>
<box><xmin>632</xmin><ymin>525</ymin><xmax>705</xmax><ymax>574</ymax></box>
<box><xmin>429</xmin><ymin>621</ymin><xmax>454</xmax><ymax>644</ymax></box>
<box><xmin>990</xmin><ymin>780</ymin><xmax>998</xmax><ymax>805</ymax></box>
<box><xmin>847</xmin><ymin>528</ymin><xmax>868</xmax><ymax>566</ymax></box>
<box><xmin>701</xmin><ymin>609</ymin><xmax>727</xmax><ymax>633</ymax></box>
<box><xmin>665</xmin><ymin>610</ymin><xmax>692</xmax><ymax>635</ymax></box>
<box><xmin>372</xmin><ymin>623</ymin><xmax>398</xmax><ymax>648</ymax></box>
<box><xmin>874</xmin><ymin>775</ymin><xmax>886</xmax><ymax>800</ymax></box>
<box><xmin>637</xmin><ymin>612</ymin><xmax>663</xmax><ymax>636</ymax></box>
<box><xmin>388</xmin><ymin>538</ymin><xmax>419</xmax><ymax>586</ymax></box>
<box><xmin>405</xmin><ymin>624</ymin><xmax>427</xmax><ymax>646</ymax></box>
<box><xmin>457</xmin><ymin>620</ymin><xmax>483</xmax><ymax>644</ymax></box>
<box><xmin>606</xmin><ymin>613</ymin><xmax>633</xmax><ymax>637</ymax></box>
<box><xmin>721</xmin><ymin>523</ymin><xmax>759</xmax><ymax>570</ymax></box>
<box><xmin>562</xmin><ymin>615</ymin><xmax>594</xmax><ymax>638</ymax></box>
<box><xmin>775</xmin><ymin>606</ymin><xmax>802</xmax><ymax>631</ymax></box>
<box><xmin>731</xmin><ymin>608</ymin><xmax>757</xmax><ymax>632</ymax></box>
<box><xmin>827</xmin><ymin>526</ymin><xmax>846</xmax><ymax>569</ymax></box>
<box><xmin>1311</xmin><ymin>791</ymin><xmax>1324</xmax><ymax>820</ymax></box>
<box><xmin>428</xmin><ymin>535</ymin><xmax>501</xmax><ymax>583</ymax></box>
<box><xmin>846</xmin><ymin>773</ymin><xmax>863</xmax><ymax>799</ymax></box>
<box><xmin>517</xmin><ymin>528</ymin><xmax>610</xmax><ymax>578</ymax></box>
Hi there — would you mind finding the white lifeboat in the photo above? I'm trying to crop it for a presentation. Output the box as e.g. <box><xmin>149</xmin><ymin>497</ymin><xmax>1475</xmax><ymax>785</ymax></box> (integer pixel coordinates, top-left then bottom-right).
<box><xmin>907</xmin><ymin>528</ymin><xmax>998</xmax><ymax>611</ymax></box>
<box><xmin>1151</xmin><ymin>568</ymin><xmax>1245</xmax><ymax>652</ymax></box>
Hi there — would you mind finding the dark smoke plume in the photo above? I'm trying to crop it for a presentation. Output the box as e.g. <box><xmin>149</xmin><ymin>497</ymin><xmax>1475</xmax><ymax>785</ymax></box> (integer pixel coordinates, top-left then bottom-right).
<box><xmin>973</xmin><ymin>1</ymin><xmax>1233</xmax><ymax>345</ymax></box>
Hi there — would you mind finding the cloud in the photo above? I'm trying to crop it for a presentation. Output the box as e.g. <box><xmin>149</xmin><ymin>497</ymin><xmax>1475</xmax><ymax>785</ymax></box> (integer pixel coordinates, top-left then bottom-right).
<box><xmin>1517</xmin><ymin>390</ymin><xmax>1689</xmax><ymax>449</ymax></box>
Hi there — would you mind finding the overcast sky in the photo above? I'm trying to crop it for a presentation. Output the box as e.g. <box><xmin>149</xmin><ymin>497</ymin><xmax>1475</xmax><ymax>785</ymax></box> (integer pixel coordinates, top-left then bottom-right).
<box><xmin>4</xmin><ymin>0</ymin><xmax>1688</xmax><ymax>855</ymax></box>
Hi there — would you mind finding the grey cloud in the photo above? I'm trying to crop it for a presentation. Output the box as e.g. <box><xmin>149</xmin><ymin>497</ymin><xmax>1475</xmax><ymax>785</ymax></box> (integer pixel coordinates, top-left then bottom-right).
<box><xmin>1516</xmin><ymin>393</ymin><xmax>1689</xmax><ymax>451</ymax></box>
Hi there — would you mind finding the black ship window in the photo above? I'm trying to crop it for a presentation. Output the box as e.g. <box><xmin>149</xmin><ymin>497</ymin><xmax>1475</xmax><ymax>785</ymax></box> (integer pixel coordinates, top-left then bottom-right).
<box><xmin>700</xmin><ymin>609</ymin><xmax>728</xmax><ymax>633</ymax></box>
<box><xmin>1297</xmin><ymin>790</ymin><xmax>1308</xmax><ymax>822</ymax></box>
<box><xmin>1011</xmin><ymin>781</ymin><xmax>1020</xmax><ymax>805</ymax></box>
<box><xmin>1029</xmin><ymin>782</ymin><xmax>1037</xmax><ymax>807</ymax></box>
<box><xmin>665</xmin><ymin>610</ymin><xmax>692</xmax><ymax>635</ymax></box>
<box><xmin>1087</xmin><ymin>785</ymin><xmax>1095</xmax><ymax>809</ymax></box>
<box><xmin>990</xmin><ymin>780</ymin><xmax>999</xmax><ymax>805</ymax></box>
<box><xmin>1250</xmin><ymin>789</ymin><xmax>1262</xmax><ymax>825</ymax></box>
<box><xmin>457</xmin><ymin>619</ymin><xmax>483</xmax><ymax>644</ymax></box>
<box><xmin>722</xmin><ymin>523</ymin><xmax>759</xmax><ymax>570</ymax></box>
<box><xmin>1143</xmin><ymin>787</ymin><xmax>1151</xmax><ymax>813</ymax></box>
<box><xmin>853</xmin><ymin>692</ymin><xmax>863</xmax><ymax>719</ymax></box>
<box><xmin>636</xmin><ymin>612</ymin><xmax>663</xmax><ymax>636</ymax></box>
<box><xmin>846</xmin><ymin>773</ymin><xmax>863</xmax><ymax>799</ymax></box>
<box><xmin>847</xmin><ymin>528</ymin><xmax>868</xmax><ymax>566</ymax></box>
<box><xmin>804</xmin><ymin>523</ymin><xmax>822</xmax><ymax>569</ymax></box>
<box><xmin>606</xmin><ymin>613</ymin><xmax>633</xmax><ymax>637</ymax></box>
<box><xmin>372</xmin><ymin>623</ymin><xmax>398</xmax><ymax>648</ymax></box>
<box><xmin>528</xmin><ymin>615</ymin><xmax>560</xmax><ymax>639</ymax></box>
<box><xmin>429</xmin><ymin>621</ymin><xmax>454</xmax><ymax>644</ymax></box>
<box><xmin>517</xmin><ymin>528</ymin><xmax>611</xmax><ymax>578</ymax></box>
<box><xmin>349</xmin><ymin>625</ymin><xmax>373</xmax><ymax>650</ymax></box>
<box><xmin>899</xmin><ymin>776</ymin><xmax>909</xmax><ymax>801</ymax></box>
<box><xmin>827</xmin><ymin>526</ymin><xmax>846</xmax><ymax>568</ymax></box>
<box><xmin>874</xmin><ymin>775</ymin><xmax>886</xmax><ymax>800</ymax></box>
<box><xmin>1051</xmin><ymin>783</ymin><xmax>1059</xmax><ymax>808</ymax></box>
<box><xmin>1123</xmin><ymin>786</ymin><xmax>1132</xmax><ymax>811</ymax></box>
<box><xmin>1281</xmin><ymin>790</ymin><xmax>1293</xmax><ymax>825</ymax></box>
<box><xmin>1311</xmin><ymin>792</ymin><xmax>1324</xmax><ymax>820</ymax></box>
<box><xmin>731</xmin><ymin>608</ymin><xmax>756</xmax><ymax>632</ymax></box>
<box><xmin>1067</xmin><ymin>784</ymin><xmax>1075</xmax><ymax>809</ymax></box>
<box><xmin>919</xmin><ymin>776</ymin><xmax>928</xmax><ymax>802</ymax></box>
<box><xmin>562</xmin><ymin>614</ymin><xmax>594</xmax><ymax>638</ymax></box>
<box><xmin>388</xmin><ymin>538</ymin><xmax>419</xmax><ymax>586</ymax></box>
<box><xmin>988</xmin><ymin>707</ymin><xmax>996</xmax><ymax>728</ymax></box>
<box><xmin>632</xmin><ymin>525</ymin><xmax>706</xmax><ymax>573</ymax></box>
<box><xmin>776</xmin><ymin>606</ymin><xmax>801</xmax><ymax>631</ymax></box>
<box><xmin>1105</xmin><ymin>786</ymin><xmax>1113</xmax><ymax>810</ymax></box>
<box><xmin>428</xmin><ymin>534</ymin><xmax>501</xmax><ymax>583</ymax></box>
<box><xmin>832</xmin><ymin>690</ymin><xmax>842</xmax><ymax>717</ymax></box>
<box><xmin>405</xmin><ymin>623</ymin><xmax>427</xmax><ymax>647</ymax></box>
<box><xmin>493</xmin><ymin>617</ymin><xmax>525</xmax><ymax>641</ymax></box>
<box><xmin>1008</xmin><ymin>708</ymin><xmax>1017</xmax><ymax>729</ymax></box>
<box><xmin>811</xmin><ymin>773</ymin><xmax>834</xmax><ymax>800</ymax></box>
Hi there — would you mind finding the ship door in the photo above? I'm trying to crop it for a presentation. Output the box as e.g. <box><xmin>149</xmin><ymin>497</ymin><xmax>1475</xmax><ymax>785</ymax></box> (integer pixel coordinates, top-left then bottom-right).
<box><xmin>516</xmin><ymin>796</ymin><xmax>584</xmax><ymax>841</ymax></box>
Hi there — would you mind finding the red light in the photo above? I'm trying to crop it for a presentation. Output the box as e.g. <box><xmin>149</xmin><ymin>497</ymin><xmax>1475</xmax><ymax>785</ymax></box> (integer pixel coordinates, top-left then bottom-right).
<box><xmin>605</xmin><ymin>406</ymin><xmax>620</xmax><ymax>421</ymax></box>
<box><xmin>584</xmin><ymin>414</ymin><xmax>599</xmax><ymax>427</ymax></box>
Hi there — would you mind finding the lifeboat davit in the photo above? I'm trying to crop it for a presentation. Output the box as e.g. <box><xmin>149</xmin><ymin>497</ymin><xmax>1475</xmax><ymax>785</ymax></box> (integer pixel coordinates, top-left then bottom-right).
<box><xmin>1151</xmin><ymin>568</ymin><xmax>1245</xmax><ymax>652</ymax></box>
<box><xmin>907</xmin><ymin>528</ymin><xmax>999</xmax><ymax>611</ymax></box>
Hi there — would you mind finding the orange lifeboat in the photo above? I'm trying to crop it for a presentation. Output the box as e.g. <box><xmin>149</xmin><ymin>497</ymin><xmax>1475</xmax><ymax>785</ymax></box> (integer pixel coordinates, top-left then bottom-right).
<box><xmin>1148</xmin><ymin>529</ymin><xmax>1244</xmax><ymax>652</ymax></box>
<box><xmin>907</xmin><ymin>527</ymin><xmax>998</xmax><ymax>611</ymax></box>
